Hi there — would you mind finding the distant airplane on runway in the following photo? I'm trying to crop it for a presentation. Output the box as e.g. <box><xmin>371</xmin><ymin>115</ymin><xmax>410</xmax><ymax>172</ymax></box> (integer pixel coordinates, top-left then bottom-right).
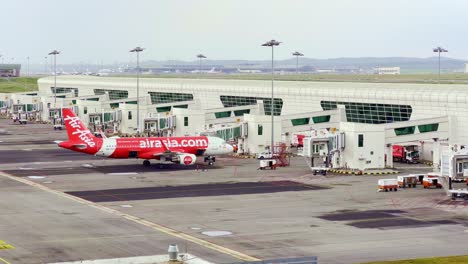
<box><xmin>237</xmin><ymin>68</ymin><xmax>262</xmax><ymax>73</ymax></box>
<box><xmin>190</xmin><ymin>67</ymin><xmax>222</xmax><ymax>74</ymax></box>
<box><xmin>57</xmin><ymin>109</ymin><xmax>233</xmax><ymax>167</ymax></box>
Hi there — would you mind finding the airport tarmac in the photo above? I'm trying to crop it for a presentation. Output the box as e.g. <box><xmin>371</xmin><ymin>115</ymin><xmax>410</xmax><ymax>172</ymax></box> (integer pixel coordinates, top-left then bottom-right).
<box><xmin>0</xmin><ymin>119</ymin><xmax>468</xmax><ymax>264</ymax></box>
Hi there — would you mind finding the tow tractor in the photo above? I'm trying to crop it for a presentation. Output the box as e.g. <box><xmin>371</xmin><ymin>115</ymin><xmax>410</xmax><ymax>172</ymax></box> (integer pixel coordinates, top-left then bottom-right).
<box><xmin>423</xmin><ymin>176</ymin><xmax>443</xmax><ymax>189</ymax></box>
<box><xmin>258</xmin><ymin>159</ymin><xmax>277</xmax><ymax>170</ymax></box>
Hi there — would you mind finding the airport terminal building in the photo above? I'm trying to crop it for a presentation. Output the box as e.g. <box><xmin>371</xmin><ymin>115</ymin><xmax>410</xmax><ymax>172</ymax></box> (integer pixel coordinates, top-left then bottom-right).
<box><xmin>2</xmin><ymin>75</ymin><xmax>466</xmax><ymax>169</ymax></box>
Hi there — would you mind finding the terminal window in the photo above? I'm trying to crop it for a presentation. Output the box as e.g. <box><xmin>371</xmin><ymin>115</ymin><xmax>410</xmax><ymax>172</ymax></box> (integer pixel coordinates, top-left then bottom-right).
<box><xmin>321</xmin><ymin>101</ymin><xmax>412</xmax><ymax>124</ymax></box>
<box><xmin>51</xmin><ymin>87</ymin><xmax>79</xmax><ymax>97</ymax></box>
<box><xmin>148</xmin><ymin>92</ymin><xmax>193</xmax><ymax>104</ymax></box>
<box><xmin>220</xmin><ymin>95</ymin><xmax>283</xmax><ymax>116</ymax></box>
<box><xmin>94</xmin><ymin>89</ymin><xmax>128</xmax><ymax>100</ymax></box>
<box><xmin>258</xmin><ymin>124</ymin><xmax>263</xmax><ymax>135</ymax></box>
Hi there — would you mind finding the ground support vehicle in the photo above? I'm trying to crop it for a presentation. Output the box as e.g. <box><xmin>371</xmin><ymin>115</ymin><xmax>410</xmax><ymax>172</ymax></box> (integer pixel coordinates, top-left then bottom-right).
<box><xmin>397</xmin><ymin>175</ymin><xmax>418</xmax><ymax>188</ymax></box>
<box><xmin>393</xmin><ymin>145</ymin><xmax>419</xmax><ymax>163</ymax></box>
<box><xmin>311</xmin><ymin>167</ymin><xmax>328</xmax><ymax>176</ymax></box>
<box><xmin>448</xmin><ymin>189</ymin><xmax>468</xmax><ymax>200</ymax></box>
<box><xmin>423</xmin><ymin>177</ymin><xmax>443</xmax><ymax>189</ymax></box>
<box><xmin>258</xmin><ymin>159</ymin><xmax>277</xmax><ymax>170</ymax></box>
<box><xmin>378</xmin><ymin>179</ymin><xmax>398</xmax><ymax>192</ymax></box>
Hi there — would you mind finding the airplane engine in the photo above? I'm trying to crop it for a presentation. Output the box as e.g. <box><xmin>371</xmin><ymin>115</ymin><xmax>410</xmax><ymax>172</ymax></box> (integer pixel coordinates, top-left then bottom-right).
<box><xmin>176</xmin><ymin>153</ymin><xmax>197</xmax><ymax>165</ymax></box>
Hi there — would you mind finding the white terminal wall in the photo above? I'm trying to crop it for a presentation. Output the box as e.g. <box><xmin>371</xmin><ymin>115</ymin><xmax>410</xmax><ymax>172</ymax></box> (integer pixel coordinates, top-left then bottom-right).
<box><xmin>340</xmin><ymin>122</ymin><xmax>385</xmax><ymax>170</ymax></box>
<box><xmin>37</xmin><ymin>76</ymin><xmax>468</xmax><ymax>145</ymax></box>
<box><xmin>243</xmin><ymin>114</ymin><xmax>282</xmax><ymax>154</ymax></box>
<box><xmin>172</xmin><ymin>108</ymin><xmax>206</xmax><ymax>137</ymax></box>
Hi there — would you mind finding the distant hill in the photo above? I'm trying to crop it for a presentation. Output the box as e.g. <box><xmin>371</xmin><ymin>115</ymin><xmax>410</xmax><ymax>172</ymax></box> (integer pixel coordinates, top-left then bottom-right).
<box><xmin>142</xmin><ymin>57</ymin><xmax>468</xmax><ymax>73</ymax></box>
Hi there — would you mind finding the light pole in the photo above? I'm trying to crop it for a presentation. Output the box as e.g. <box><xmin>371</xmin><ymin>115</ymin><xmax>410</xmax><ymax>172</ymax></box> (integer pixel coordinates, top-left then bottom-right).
<box><xmin>262</xmin><ymin>39</ymin><xmax>281</xmax><ymax>154</ymax></box>
<box><xmin>292</xmin><ymin>51</ymin><xmax>304</xmax><ymax>74</ymax></box>
<box><xmin>130</xmin><ymin>46</ymin><xmax>144</xmax><ymax>134</ymax></box>
<box><xmin>196</xmin><ymin>54</ymin><xmax>206</xmax><ymax>74</ymax></box>
<box><xmin>433</xmin><ymin>46</ymin><xmax>448</xmax><ymax>83</ymax></box>
<box><xmin>48</xmin><ymin>50</ymin><xmax>60</xmax><ymax>109</ymax></box>
<box><xmin>44</xmin><ymin>56</ymin><xmax>48</xmax><ymax>74</ymax></box>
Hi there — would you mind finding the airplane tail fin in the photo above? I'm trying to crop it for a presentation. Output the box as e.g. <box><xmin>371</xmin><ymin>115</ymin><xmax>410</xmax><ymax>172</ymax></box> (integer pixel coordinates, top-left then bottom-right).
<box><xmin>61</xmin><ymin>108</ymin><xmax>97</xmax><ymax>148</ymax></box>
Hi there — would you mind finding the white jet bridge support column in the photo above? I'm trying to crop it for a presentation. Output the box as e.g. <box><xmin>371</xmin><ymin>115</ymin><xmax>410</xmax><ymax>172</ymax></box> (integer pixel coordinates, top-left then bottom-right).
<box><xmin>385</xmin><ymin>144</ymin><xmax>393</xmax><ymax>168</ymax></box>
<box><xmin>432</xmin><ymin>138</ymin><xmax>441</xmax><ymax>171</ymax></box>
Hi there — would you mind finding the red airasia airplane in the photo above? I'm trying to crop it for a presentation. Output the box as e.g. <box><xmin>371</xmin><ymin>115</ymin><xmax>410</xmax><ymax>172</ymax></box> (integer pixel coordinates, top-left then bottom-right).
<box><xmin>58</xmin><ymin>108</ymin><xmax>233</xmax><ymax>166</ymax></box>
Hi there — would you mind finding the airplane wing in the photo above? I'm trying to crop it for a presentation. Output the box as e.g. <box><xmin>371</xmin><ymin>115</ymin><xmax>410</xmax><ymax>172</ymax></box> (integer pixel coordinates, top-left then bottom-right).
<box><xmin>155</xmin><ymin>141</ymin><xmax>186</xmax><ymax>155</ymax></box>
<box><xmin>153</xmin><ymin>148</ymin><xmax>186</xmax><ymax>157</ymax></box>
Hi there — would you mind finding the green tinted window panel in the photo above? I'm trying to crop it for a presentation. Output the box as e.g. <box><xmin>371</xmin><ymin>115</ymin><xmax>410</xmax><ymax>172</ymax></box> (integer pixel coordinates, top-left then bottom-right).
<box><xmin>173</xmin><ymin>104</ymin><xmax>188</xmax><ymax>109</ymax></box>
<box><xmin>215</xmin><ymin>111</ymin><xmax>231</xmax><ymax>118</ymax></box>
<box><xmin>159</xmin><ymin>119</ymin><xmax>166</xmax><ymax>129</ymax></box>
<box><xmin>395</xmin><ymin>126</ymin><xmax>416</xmax><ymax>136</ymax></box>
<box><xmin>87</xmin><ymin>98</ymin><xmax>99</xmax><ymax>101</ymax></box>
<box><xmin>312</xmin><ymin>115</ymin><xmax>331</xmax><ymax>123</ymax></box>
<box><xmin>233</xmin><ymin>109</ymin><xmax>250</xmax><ymax>116</ymax></box>
<box><xmin>56</xmin><ymin>95</ymin><xmax>66</xmax><ymax>98</ymax></box>
<box><xmin>291</xmin><ymin>118</ymin><xmax>310</xmax><ymax>126</ymax></box>
<box><xmin>258</xmin><ymin>124</ymin><xmax>263</xmax><ymax>135</ymax></box>
<box><xmin>320</xmin><ymin>101</ymin><xmax>412</xmax><ymax>124</ymax></box>
<box><xmin>220</xmin><ymin>95</ymin><xmax>283</xmax><ymax>116</ymax></box>
<box><xmin>126</xmin><ymin>101</ymin><xmax>137</xmax><ymax>104</ymax></box>
<box><xmin>156</xmin><ymin>106</ymin><xmax>171</xmax><ymax>113</ymax></box>
<box><xmin>148</xmin><ymin>92</ymin><xmax>193</xmax><ymax>104</ymax></box>
<box><xmin>216</xmin><ymin>131</ymin><xmax>224</xmax><ymax>140</ymax></box>
<box><xmin>184</xmin><ymin>116</ymin><xmax>188</xmax><ymax>126</ymax></box>
<box><xmin>51</xmin><ymin>87</ymin><xmax>79</xmax><ymax>97</ymax></box>
<box><xmin>94</xmin><ymin>89</ymin><xmax>128</xmax><ymax>100</ymax></box>
<box><xmin>110</xmin><ymin>103</ymin><xmax>119</xmax><ymax>108</ymax></box>
<box><xmin>0</xmin><ymin>101</ymin><xmax>3</xmax><ymax>107</ymax></box>
<box><xmin>263</xmin><ymin>98</ymin><xmax>283</xmax><ymax>116</ymax></box>
<box><xmin>72</xmin><ymin>100</ymin><xmax>77</xmax><ymax>105</ymax></box>
<box><xmin>233</xmin><ymin>127</ymin><xmax>241</xmax><ymax>137</ymax></box>
<box><xmin>418</xmin><ymin>123</ymin><xmax>439</xmax><ymax>133</ymax></box>
<box><xmin>103</xmin><ymin>113</ymin><xmax>112</xmax><ymax>122</ymax></box>
<box><xmin>220</xmin><ymin>95</ymin><xmax>257</xmax><ymax>107</ymax></box>
<box><xmin>26</xmin><ymin>104</ymin><xmax>33</xmax><ymax>111</ymax></box>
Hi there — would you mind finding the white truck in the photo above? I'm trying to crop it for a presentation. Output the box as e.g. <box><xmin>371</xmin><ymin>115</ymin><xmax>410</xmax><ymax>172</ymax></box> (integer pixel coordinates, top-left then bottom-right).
<box><xmin>256</xmin><ymin>151</ymin><xmax>273</xmax><ymax>160</ymax></box>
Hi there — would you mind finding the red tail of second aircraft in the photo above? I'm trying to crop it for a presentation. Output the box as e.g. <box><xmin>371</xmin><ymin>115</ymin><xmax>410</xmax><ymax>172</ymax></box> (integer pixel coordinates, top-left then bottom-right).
<box><xmin>59</xmin><ymin>108</ymin><xmax>102</xmax><ymax>154</ymax></box>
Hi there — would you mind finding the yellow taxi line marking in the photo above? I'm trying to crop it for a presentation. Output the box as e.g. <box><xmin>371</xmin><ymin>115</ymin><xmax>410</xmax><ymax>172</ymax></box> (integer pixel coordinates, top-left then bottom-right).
<box><xmin>0</xmin><ymin>172</ymin><xmax>260</xmax><ymax>262</ymax></box>
<box><xmin>0</xmin><ymin>258</ymin><xmax>11</xmax><ymax>264</ymax></box>
<box><xmin>0</xmin><ymin>240</ymin><xmax>14</xmax><ymax>250</ymax></box>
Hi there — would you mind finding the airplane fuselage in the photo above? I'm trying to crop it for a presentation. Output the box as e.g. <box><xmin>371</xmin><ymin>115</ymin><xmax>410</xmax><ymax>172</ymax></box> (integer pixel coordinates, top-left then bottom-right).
<box><xmin>58</xmin><ymin>108</ymin><xmax>233</xmax><ymax>166</ymax></box>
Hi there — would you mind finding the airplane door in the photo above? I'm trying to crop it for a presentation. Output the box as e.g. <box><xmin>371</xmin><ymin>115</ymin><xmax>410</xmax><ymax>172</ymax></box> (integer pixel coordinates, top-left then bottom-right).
<box><xmin>128</xmin><ymin>151</ymin><xmax>138</xmax><ymax>158</ymax></box>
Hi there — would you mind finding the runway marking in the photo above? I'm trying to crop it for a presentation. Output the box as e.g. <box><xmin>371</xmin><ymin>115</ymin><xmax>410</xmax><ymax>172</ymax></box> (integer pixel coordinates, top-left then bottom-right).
<box><xmin>0</xmin><ymin>172</ymin><xmax>260</xmax><ymax>262</ymax></box>
<box><xmin>0</xmin><ymin>258</ymin><xmax>11</xmax><ymax>264</ymax></box>
<box><xmin>107</xmin><ymin>172</ymin><xmax>138</xmax><ymax>175</ymax></box>
<box><xmin>0</xmin><ymin>240</ymin><xmax>14</xmax><ymax>250</ymax></box>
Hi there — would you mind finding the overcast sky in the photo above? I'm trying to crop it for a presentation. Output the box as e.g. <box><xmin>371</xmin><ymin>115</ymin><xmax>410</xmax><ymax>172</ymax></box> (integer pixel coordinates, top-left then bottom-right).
<box><xmin>1</xmin><ymin>0</ymin><xmax>467</xmax><ymax>64</ymax></box>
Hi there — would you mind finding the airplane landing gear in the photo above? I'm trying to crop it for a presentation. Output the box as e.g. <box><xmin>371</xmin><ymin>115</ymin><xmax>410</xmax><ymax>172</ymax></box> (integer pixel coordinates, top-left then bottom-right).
<box><xmin>143</xmin><ymin>160</ymin><xmax>151</xmax><ymax>167</ymax></box>
<box><xmin>204</xmin><ymin>156</ymin><xmax>216</xmax><ymax>166</ymax></box>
